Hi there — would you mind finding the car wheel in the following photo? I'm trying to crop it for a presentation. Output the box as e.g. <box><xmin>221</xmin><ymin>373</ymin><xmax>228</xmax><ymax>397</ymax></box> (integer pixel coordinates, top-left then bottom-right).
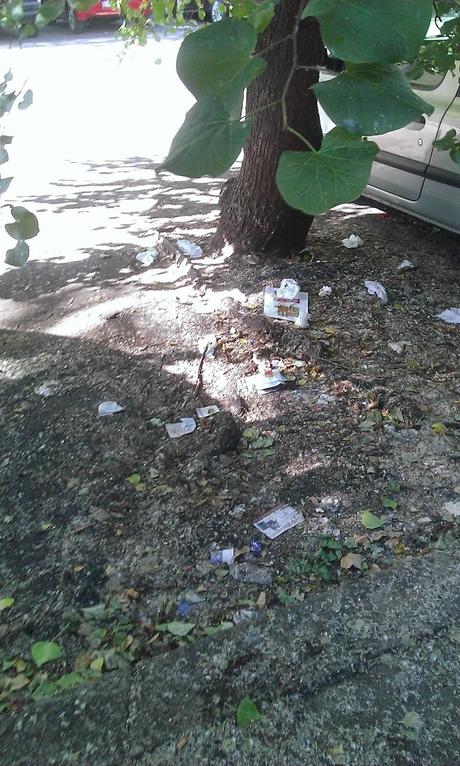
<box><xmin>67</xmin><ymin>5</ymin><xmax>86</xmax><ymax>32</ymax></box>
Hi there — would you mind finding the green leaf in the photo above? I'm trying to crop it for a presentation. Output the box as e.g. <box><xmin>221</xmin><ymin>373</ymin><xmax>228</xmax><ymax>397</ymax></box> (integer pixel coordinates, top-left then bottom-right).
<box><xmin>176</xmin><ymin>19</ymin><xmax>266</xmax><ymax>118</ymax></box>
<box><xmin>313</xmin><ymin>64</ymin><xmax>434</xmax><ymax>136</ymax></box>
<box><xmin>0</xmin><ymin>597</ymin><xmax>14</xmax><ymax>612</ymax></box>
<box><xmin>0</xmin><ymin>136</ymin><xmax>13</xmax><ymax>146</ymax></box>
<box><xmin>0</xmin><ymin>146</ymin><xmax>8</xmax><ymax>165</ymax></box>
<box><xmin>35</xmin><ymin>0</ymin><xmax>65</xmax><ymax>26</ymax></box>
<box><xmin>55</xmin><ymin>671</ymin><xmax>84</xmax><ymax>690</ymax></box>
<box><xmin>247</xmin><ymin>1</ymin><xmax>275</xmax><ymax>34</ymax></box>
<box><xmin>242</xmin><ymin>427</ymin><xmax>260</xmax><ymax>439</ymax></box>
<box><xmin>161</xmin><ymin>97</ymin><xmax>252</xmax><ymax>178</ymax></box>
<box><xmin>303</xmin><ymin>0</ymin><xmax>432</xmax><ymax>63</ymax></box>
<box><xmin>0</xmin><ymin>177</ymin><xmax>12</xmax><ymax>194</ymax></box>
<box><xmin>361</xmin><ymin>510</ymin><xmax>387</xmax><ymax>530</ymax></box>
<box><xmin>148</xmin><ymin>417</ymin><xmax>164</xmax><ymax>427</ymax></box>
<box><xmin>90</xmin><ymin>656</ymin><xmax>104</xmax><ymax>672</ymax></box>
<box><xmin>236</xmin><ymin>696</ymin><xmax>263</xmax><ymax>728</ymax></box>
<box><xmin>5</xmin><ymin>241</ymin><xmax>29</xmax><ymax>267</ymax></box>
<box><xmin>31</xmin><ymin>679</ymin><xmax>58</xmax><ymax>700</ymax></box>
<box><xmin>433</xmin><ymin>128</ymin><xmax>457</xmax><ymax>151</ymax></box>
<box><xmin>156</xmin><ymin>621</ymin><xmax>195</xmax><ymax>637</ymax></box>
<box><xmin>401</xmin><ymin>710</ymin><xmax>423</xmax><ymax>731</ymax></box>
<box><xmin>4</xmin><ymin>70</ymin><xmax>13</xmax><ymax>83</ymax></box>
<box><xmin>5</xmin><ymin>207</ymin><xmax>39</xmax><ymax>240</ymax></box>
<box><xmin>18</xmin><ymin>89</ymin><xmax>33</xmax><ymax>110</ymax></box>
<box><xmin>31</xmin><ymin>641</ymin><xmax>63</xmax><ymax>667</ymax></box>
<box><xmin>127</xmin><ymin>472</ymin><xmax>142</xmax><ymax>485</ymax></box>
<box><xmin>276</xmin><ymin>127</ymin><xmax>378</xmax><ymax>215</ymax></box>
<box><xmin>0</xmin><ymin>92</ymin><xmax>17</xmax><ymax>117</ymax></box>
<box><xmin>382</xmin><ymin>497</ymin><xmax>397</xmax><ymax>510</ymax></box>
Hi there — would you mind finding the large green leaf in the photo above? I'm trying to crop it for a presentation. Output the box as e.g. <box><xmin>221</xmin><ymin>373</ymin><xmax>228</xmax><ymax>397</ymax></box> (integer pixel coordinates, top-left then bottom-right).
<box><xmin>5</xmin><ymin>206</ymin><xmax>39</xmax><ymax>240</ymax></box>
<box><xmin>176</xmin><ymin>19</ymin><xmax>266</xmax><ymax>118</ymax></box>
<box><xmin>161</xmin><ymin>97</ymin><xmax>251</xmax><ymax>178</ymax></box>
<box><xmin>303</xmin><ymin>0</ymin><xmax>432</xmax><ymax>63</ymax></box>
<box><xmin>313</xmin><ymin>64</ymin><xmax>434</xmax><ymax>136</ymax></box>
<box><xmin>35</xmin><ymin>0</ymin><xmax>65</xmax><ymax>27</ymax></box>
<box><xmin>276</xmin><ymin>127</ymin><xmax>378</xmax><ymax>215</ymax></box>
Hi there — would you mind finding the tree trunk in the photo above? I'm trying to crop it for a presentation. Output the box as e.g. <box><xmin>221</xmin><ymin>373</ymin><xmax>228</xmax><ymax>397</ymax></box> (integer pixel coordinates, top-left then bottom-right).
<box><xmin>216</xmin><ymin>0</ymin><xmax>323</xmax><ymax>255</ymax></box>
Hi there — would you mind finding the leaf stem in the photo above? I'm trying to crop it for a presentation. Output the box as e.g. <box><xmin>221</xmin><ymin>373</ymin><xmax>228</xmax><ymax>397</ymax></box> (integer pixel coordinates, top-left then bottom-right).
<box><xmin>255</xmin><ymin>34</ymin><xmax>293</xmax><ymax>58</ymax></box>
<box><xmin>286</xmin><ymin>125</ymin><xmax>317</xmax><ymax>152</ymax></box>
<box><xmin>242</xmin><ymin>99</ymin><xmax>280</xmax><ymax>120</ymax></box>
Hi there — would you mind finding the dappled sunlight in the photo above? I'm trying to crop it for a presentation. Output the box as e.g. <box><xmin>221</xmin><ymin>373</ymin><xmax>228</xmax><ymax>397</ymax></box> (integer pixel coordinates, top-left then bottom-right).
<box><xmin>45</xmin><ymin>293</ymin><xmax>146</xmax><ymax>336</ymax></box>
<box><xmin>284</xmin><ymin>455</ymin><xmax>332</xmax><ymax>477</ymax></box>
<box><xmin>332</xmin><ymin>201</ymin><xmax>386</xmax><ymax>220</ymax></box>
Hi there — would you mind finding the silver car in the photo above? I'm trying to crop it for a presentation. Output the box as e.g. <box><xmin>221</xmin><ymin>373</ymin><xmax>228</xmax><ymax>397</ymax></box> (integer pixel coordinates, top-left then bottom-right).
<box><xmin>320</xmin><ymin>31</ymin><xmax>460</xmax><ymax>234</ymax></box>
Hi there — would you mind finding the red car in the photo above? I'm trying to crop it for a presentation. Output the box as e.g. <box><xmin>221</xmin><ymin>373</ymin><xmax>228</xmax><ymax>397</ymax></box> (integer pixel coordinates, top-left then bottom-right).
<box><xmin>67</xmin><ymin>0</ymin><xmax>149</xmax><ymax>32</ymax></box>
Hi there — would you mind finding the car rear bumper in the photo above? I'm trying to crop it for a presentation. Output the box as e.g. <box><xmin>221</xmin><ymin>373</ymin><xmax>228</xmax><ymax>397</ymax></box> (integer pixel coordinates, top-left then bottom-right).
<box><xmin>75</xmin><ymin>0</ymin><xmax>148</xmax><ymax>20</ymax></box>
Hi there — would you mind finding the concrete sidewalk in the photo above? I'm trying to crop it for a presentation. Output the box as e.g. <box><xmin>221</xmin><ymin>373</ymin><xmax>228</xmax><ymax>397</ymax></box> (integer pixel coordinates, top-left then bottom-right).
<box><xmin>2</xmin><ymin>546</ymin><xmax>460</xmax><ymax>766</ymax></box>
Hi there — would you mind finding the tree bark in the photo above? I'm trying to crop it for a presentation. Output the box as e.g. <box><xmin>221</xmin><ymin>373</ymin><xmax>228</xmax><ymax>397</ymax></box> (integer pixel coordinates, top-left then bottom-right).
<box><xmin>216</xmin><ymin>0</ymin><xmax>323</xmax><ymax>255</ymax></box>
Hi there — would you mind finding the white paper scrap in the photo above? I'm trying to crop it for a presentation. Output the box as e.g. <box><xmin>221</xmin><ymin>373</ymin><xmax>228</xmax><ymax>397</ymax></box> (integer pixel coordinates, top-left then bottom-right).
<box><xmin>437</xmin><ymin>308</ymin><xmax>460</xmax><ymax>325</ymax></box>
<box><xmin>98</xmin><ymin>401</ymin><xmax>125</xmax><ymax>416</ymax></box>
<box><xmin>165</xmin><ymin>417</ymin><xmax>197</xmax><ymax>438</ymax></box>
<box><xmin>342</xmin><ymin>234</ymin><xmax>363</xmax><ymax>249</ymax></box>
<box><xmin>136</xmin><ymin>249</ymin><xmax>157</xmax><ymax>266</ymax></box>
<box><xmin>254</xmin><ymin>505</ymin><xmax>304</xmax><ymax>539</ymax></box>
<box><xmin>246</xmin><ymin>370</ymin><xmax>287</xmax><ymax>395</ymax></box>
<box><xmin>196</xmin><ymin>406</ymin><xmax>220</xmax><ymax>418</ymax></box>
<box><xmin>365</xmin><ymin>280</ymin><xmax>388</xmax><ymax>304</ymax></box>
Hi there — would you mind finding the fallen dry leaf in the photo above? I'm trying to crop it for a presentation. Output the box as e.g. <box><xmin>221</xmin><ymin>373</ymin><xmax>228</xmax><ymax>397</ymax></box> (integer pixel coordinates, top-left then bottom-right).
<box><xmin>340</xmin><ymin>553</ymin><xmax>363</xmax><ymax>570</ymax></box>
<box><xmin>9</xmin><ymin>673</ymin><xmax>30</xmax><ymax>691</ymax></box>
<box><xmin>256</xmin><ymin>591</ymin><xmax>267</xmax><ymax>609</ymax></box>
<box><xmin>176</xmin><ymin>736</ymin><xmax>189</xmax><ymax>752</ymax></box>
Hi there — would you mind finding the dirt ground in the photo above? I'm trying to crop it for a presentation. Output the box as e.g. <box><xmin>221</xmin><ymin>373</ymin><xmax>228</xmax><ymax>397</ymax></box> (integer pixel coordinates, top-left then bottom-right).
<box><xmin>0</xmin><ymin>165</ymin><xmax>459</xmax><ymax>713</ymax></box>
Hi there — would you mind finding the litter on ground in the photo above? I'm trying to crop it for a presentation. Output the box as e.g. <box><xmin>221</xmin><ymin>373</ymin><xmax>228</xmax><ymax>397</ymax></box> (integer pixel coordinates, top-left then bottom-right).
<box><xmin>177</xmin><ymin>239</ymin><xmax>203</xmax><ymax>259</ymax></box>
<box><xmin>364</xmin><ymin>279</ymin><xmax>388</xmax><ymax>304</ymax></box>
<box><xmin>245</xmin><ymin>370</ymin><xmax>287</xmax><ymax>395</ymax></box>
<box><xmin>98</xmin><ymin>401</ymin><xmax>125</xmax><ymax>416</ymax></box>
<box><xmin>196</xmin><ymin>405</ymin><xmax>220</xmax><ymax>418</ymax></box>
<box><xmin>165</xmin><ymin>417</ymin><xmax>197</xmax><ymax>438</ymax></box>
<box><xmin>264</xmin><ymin>279</ymin><xmax>309</xmax><ymax>327</ymax></box>
<box><xmin>319</xmin><ymin>285</ymin><xmax>332</xmax><ymax>297</ymax></box>
<box><xmin>198</xmin><ymin>334</ymin><xmax>217</xmax><ymax>358</ymax></box>
<box><xmin>210</xmin><ymin>548</ymin><xmax>234</xmax><ymax>565</ymax></box>
<box><xmin>398</xmin><ymin>259</ymin><xmax>415</xmax><ymax>271</ymax></box>
<box><xmin>342</xmin><ymin>234</ymin><xmax>363</xmax><ymax>249</ymax></box>
<box><xmin>253</xmin><ymin>505</ymin><xmax>305</xmax><ymax>539</ymax></box>
<box><xmin>135</xmin><ymin>248</ymin><xmax>157</xmax><ymax>266</ymax></box>
<box><xmin>437</xmin><ymin>307</ymin><xmax>460</xmax><ymax>324</ymax></box>
<box><xmin>34</xmin><ymin>380</ymin><xmax>59</xmax><ymax>397</ymax></box>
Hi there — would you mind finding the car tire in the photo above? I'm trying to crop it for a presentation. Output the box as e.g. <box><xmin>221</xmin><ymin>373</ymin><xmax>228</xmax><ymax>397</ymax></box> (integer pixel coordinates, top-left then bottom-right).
<box><xmin>67</xmin><ymin>5</ymin><xmax>86</xmax><ymax>32</ymax></box>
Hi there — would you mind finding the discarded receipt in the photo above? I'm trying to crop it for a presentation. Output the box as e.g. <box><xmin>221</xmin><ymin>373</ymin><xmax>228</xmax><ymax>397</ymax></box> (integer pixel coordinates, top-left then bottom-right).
<box><xmin>264</xmin><ymin>279</ymin><xmax>309</xmax><ymax>328</ymax></box>
<box><xmin>165</xmin><ymin>417</ymin><xmax>197</xmax><ymax>438</ymax></box>
<box><xmin>246</xmin><ymin>370</ymin><xmax>287</xmax><ymax>395</ymax></box>
<box><xmin>253</xmin><ymin>504</ymin><xmax>305</xmax><ymax>539</ymax></box>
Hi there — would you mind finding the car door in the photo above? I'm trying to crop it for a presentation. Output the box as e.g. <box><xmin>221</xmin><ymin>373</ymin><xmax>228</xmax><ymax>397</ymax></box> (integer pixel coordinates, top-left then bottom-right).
<box><xmin>368</xmin><ymin>66</ymin><xmax>459</xmax><ymax>201</ymax></box>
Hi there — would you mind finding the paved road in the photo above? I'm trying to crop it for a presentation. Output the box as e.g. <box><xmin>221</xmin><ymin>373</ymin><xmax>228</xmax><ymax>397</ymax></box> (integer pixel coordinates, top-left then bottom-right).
<box><xmin>0</xmin><ymin>23</ymin><xmax>194</xmax><ymax>271</ymax></box>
